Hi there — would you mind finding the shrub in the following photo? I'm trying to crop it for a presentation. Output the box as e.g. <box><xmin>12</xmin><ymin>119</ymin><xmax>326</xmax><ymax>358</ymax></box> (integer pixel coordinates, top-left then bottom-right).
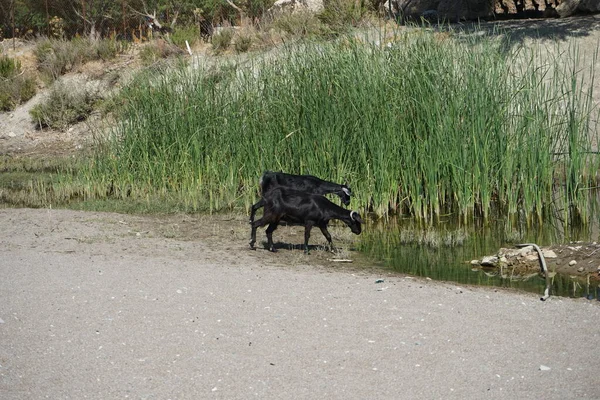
<box><xmin>271</xmin><ymin>11</ymin><xmax>331</xmax><ymax>37</ymax></box>
<box><xmin>139</xmin><ymin>39</ymin><xmax>184</xmax><ymax>65</ymax></box>
<box><xmin>34</xmin><ymin>37</ymin><xmax>128</xmax><ymax>81</ymax></box>
<box><xmin>0</xmin><ymin>55</ymin><xmax>20</xmax><ymax>78</ymax></box>
<box><xmin>95</xmin><ymin>38</ymin><xmax>130</xmax><ymax>61</ymax></box>
<box><xmin>234</xmin><ymin>33</ymin><xmax>253</xmax><ymax>53</ymax></box>
<box><xmin>211</xmin><ymin>28</ymin><xmax>234</xmax><ymax>53</ymax></box>
<box><xmin>170</xmin><ymin>25</ymin><xmax>201</xmax><ymax>49</ymax></box>
<box><xmin>0</xmin><ymin>55</ymin><xmax>37</xmax><ymax>111</ymax></box>
<box><xmin>29</xmin><ymin>82</ymin><xmax>98</xmax><ymax>130</ymax></box>
<box><xmin>319</xmin><ymin>0</ymin><xmax>366</xmax><ymax>34</ymax></box>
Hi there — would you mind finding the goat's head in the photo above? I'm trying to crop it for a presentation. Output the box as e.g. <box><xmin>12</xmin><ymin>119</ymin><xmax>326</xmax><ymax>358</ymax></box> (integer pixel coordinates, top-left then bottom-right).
<box><xmin>347</xmin><ymin>210</ymin><xmax>363</xmax><ymax>234</ymax></box>
<box><xmin>339</xmin><ymin>186</ymin><xmax>352</xmax><ymax>206</ymax></box>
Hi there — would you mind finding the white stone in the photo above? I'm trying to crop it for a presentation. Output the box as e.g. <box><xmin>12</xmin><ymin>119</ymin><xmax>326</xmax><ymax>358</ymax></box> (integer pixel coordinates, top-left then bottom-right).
<box><xmin>542</xmin><ymin>250</ymin><xmax>557</xmax><ymax>258</ymax></box>
<box><xmin>269</xmin><ymin>0</ymin><xmax>324</xmax><ymax>14</ymax></box>
<box><xmin>480</xmin><ymin>256</ymin><xmax>498</xmax><ymax>266</ymax></box>
<box><xmin>569</xmin><ymin>260</ymin><xmax>577</xmax><ymax>266</ymax></box>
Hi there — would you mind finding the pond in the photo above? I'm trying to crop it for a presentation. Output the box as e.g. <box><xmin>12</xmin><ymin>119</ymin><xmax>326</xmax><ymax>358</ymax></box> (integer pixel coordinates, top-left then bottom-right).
<box><xmin>357</xmin><ymin>216</ymin><xmax>600</xmax><ymax>300</ymax></box>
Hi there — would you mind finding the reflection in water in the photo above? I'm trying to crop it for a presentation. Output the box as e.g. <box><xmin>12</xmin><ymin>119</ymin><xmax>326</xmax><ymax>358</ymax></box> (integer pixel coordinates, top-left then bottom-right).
<box><xmin>357</xmin><ymin>216</ymin><xmax>600</xmax><ymax>299</ymax></box>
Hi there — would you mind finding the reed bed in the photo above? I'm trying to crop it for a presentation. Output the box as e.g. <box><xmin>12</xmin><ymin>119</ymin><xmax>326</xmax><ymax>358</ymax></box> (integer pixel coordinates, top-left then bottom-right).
<box><xmin>57</xmin><ymin>27</ymin><xmax>598</xmax><ymax>222</ymax></box>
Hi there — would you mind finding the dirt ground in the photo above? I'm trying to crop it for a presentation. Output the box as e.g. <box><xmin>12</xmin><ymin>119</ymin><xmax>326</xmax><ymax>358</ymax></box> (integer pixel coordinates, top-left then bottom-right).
<box><xmin>2</xmin><ymin>16</ymin><xmax>600</xmax><ymax>399</ymax></box>
<box><xmin>1</xmin><ymin>208</ymin><xmax>599</xmax><ymax>399</ymax></box>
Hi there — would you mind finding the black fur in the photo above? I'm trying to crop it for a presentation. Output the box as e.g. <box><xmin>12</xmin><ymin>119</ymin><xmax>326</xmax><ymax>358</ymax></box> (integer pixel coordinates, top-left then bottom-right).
<box><xmin>249</xmin><ymin>171</ymin><xmax>352</xmax><ymax>224</ymax></box>
<box><xmin>249</xmin><ymin>187</ymin><xmax>362</xmax><ymax>253</ymax></box>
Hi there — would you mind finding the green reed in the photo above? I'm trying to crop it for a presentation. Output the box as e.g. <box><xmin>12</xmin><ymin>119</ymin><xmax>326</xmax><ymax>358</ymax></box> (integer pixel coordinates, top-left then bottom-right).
<box><xmin>56</xmin><ymin>27</ymin><xmax>598</xmax><ymax>222</ymax></box>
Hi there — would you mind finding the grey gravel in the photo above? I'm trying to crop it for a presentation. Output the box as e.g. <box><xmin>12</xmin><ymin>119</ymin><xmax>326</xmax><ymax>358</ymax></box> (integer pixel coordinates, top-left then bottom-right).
<box><xmin>1</xmin><ymin>208</ymin><xmax>599</xmax><ymax>400</ymax></box>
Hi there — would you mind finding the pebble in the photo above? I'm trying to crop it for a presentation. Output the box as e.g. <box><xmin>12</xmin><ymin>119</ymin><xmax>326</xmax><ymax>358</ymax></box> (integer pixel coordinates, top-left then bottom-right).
<box><xmin>542</xmin><ymin>250</ymin><xmax>557</xmax><ymax>258</ymax></box>
<box><xmin>569</xmin><ymin>260</ymin><xmax>577</xmax><ymax>266</ymax></box>
<box><xmin>577</xmin><ymin>267</ymin><xmax>584</xmax><ymax>272</ymax></box>
<box><xmin>539</xmin><ymin>365</ymin><xmax>551</xmax><ymax>371</ymax></box>
<box><xmin>481</xmin><ymin>256</ymin><xmax>498</xmax><ymax>266</ymax></box>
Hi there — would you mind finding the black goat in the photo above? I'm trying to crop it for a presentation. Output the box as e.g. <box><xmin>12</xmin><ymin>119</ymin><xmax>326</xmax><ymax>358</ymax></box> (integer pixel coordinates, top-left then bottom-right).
<box><xmin>249</xmin><ymin>187</ymin><xmax>363</xmax><ymax>253</ymax></box>
<box><xmin>249</xmin><ymin>171</ymin><xmax>352</xmax><ymax>223</ymax></box>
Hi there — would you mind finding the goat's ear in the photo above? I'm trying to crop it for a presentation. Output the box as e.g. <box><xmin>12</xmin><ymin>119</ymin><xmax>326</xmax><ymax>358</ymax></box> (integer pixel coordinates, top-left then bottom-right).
<box><xmin>342</xmin><ymin>187</ymin><xmax>351</xmax><ymax>196</ymax></box>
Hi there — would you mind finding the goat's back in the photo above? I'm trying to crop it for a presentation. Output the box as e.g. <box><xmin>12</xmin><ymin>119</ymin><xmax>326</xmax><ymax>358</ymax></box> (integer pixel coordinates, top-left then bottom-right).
<box><xmin>260</xmin><ymin>171</ymin><xmax>335</xmax><ymax>196</ymax></box>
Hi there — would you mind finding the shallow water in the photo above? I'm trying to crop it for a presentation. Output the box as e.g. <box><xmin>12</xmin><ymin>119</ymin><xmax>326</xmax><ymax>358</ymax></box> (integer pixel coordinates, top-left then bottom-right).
<box><xmin>357</xmin><ymin>216</ymin><xmax>600</xmax><ymax>300</ymax></box>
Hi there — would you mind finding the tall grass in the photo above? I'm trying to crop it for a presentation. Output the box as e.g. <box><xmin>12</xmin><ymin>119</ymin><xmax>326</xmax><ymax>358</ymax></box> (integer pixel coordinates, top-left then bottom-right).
<box><xmin>57</xmin><ymin>27</ymin><xmax>598</xmax><ymax>222</ymax></box>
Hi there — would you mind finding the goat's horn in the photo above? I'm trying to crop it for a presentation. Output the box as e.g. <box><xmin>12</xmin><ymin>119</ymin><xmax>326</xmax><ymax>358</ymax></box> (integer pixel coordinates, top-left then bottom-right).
<box><xmin>350</xmin><ymin>211</ymin><xmax>358</xmax><ymax>221</ymax></box>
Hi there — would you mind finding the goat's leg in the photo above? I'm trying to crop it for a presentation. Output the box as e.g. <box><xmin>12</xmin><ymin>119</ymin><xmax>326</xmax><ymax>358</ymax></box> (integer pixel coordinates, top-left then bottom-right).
<box><xmin>304</xmin><ymin>222</ymin><xmax>314</xmax><ymax>254</ymax></box>
<box><xmin>319</xmin><ymin>224</ymin><xmax>335</xmax><ymax>252</ymax></box>
<box><xmin>265</xmin><ymin>222</ymin><xmax>278</xmax><ymax>252</ymax></box>
<box><xmin>249</xmin><ymin>217</ymin><xmax>266</xmax><ymax>250</ymax></box>
<box><xmin>249</xmin><ymin>198</ymin><xmax>265</xmax><ymax>223</ymax></box>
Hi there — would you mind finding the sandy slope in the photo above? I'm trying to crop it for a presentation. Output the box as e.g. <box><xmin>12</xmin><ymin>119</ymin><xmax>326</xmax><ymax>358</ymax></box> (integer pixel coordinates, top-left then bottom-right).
<box><xmin>1</xmin><ymin>208</ymin><xmax>599</xmax><ymax>399</ymax></box>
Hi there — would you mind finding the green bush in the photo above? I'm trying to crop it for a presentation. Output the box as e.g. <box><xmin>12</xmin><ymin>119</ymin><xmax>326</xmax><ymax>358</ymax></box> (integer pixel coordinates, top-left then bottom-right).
<box><xmin>234</xmin><ymin>33</ymin><xmax>253</xmax><ymax>53</ymax></box>
<box><xmin>29</xmin><ymin>83</ymin><xmax>97</xmax><ymax>130</ymax></box>
<box><xmin>34</xmin><ymin>37</ymin><xmax>128</xmax><ymax>81</ymax></box>
<box><xmin>170</xmin><ymin>25</ymin><xmax>201</xmax><ymax>49</ymax></box>
<box><xmin>95</xmin><ymin>38</ymin><xmax>130</xmax><ymax>61</ymax></box>
<box><xmin>0</xmin><ymin>55</ymin><xmax>37</xmax><ymax>111</ymax></box>
<box><xmin>318</xmin><ymin>0</ymin><xmax>366</xmax><ymax>34</ymax></box>
<box><xmin>272</xmin><ymin>11</ymin><xmax>330</xmax><ymax>37</ymax></box>
<box><xmin>0</xmin><ymin>55</ymin><xmax>20</xmax><ymax>78</ymax></box>
<box><xmin>211</xmin><ymin>28</ymin><xmax>234</xmax><ymax>53</ymax></box>
<box><xmin>139</xmin><ymin>40</ymin><xmax>184</xmax><ymax>65</ymax></box>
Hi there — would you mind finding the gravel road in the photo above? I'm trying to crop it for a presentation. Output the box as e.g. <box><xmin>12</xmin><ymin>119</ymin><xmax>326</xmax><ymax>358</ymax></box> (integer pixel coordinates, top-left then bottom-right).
<box><xmin>1</xmin><ymin>208</ymin><xmax>599</xmax><ymax>399</ymax></box>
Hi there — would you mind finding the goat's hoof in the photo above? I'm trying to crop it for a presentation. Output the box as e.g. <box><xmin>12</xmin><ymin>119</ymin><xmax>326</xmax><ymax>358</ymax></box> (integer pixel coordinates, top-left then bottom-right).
<box><xmin>269</xmin><ymin>247</ymin><xmax>277</xmax><ymax>253</ymax></box>
<box><xmin>249</xmin><ymin>244</ymin><xmax>256</xmax><ymax>250</ymax></box>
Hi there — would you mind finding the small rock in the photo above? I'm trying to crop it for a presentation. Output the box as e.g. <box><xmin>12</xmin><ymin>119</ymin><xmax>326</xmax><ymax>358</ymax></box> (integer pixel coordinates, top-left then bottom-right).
<box><xmin>577</xmin><ymin>267</ymin><xmax>584</xmax><ymax>272</ymax></box>
<box><xmin>542</xmin><ymin>250</ymin><xmax>557</xmax><ymax>258</ymax></box>
<box><xmin>481</xmin><ymin>256</ymin><xmax>498</xmax><ymax>266</ymax></box>
<box><xmin>539</xmin><ymin>365</ymin><xmax>551</xmax><ymax>371</ymax></box>
<box><xmin>375</xmin><ymin>279</ymin><xmax>385</xmax><ymax>284</ymax></box>
<box><xmin>470</xmin><ymin>259</ymin><xmax>480</xmax><ymax>265</ymax></box>
<box><xmin>8</xmin><ymin>131</ymin><xmax>16</xmax><ymax>138</ymax></box>
<box><xmin>569</xmin><ymin>260</ymin><xmax>577</xmax><ymax>266</ymax></box>
<box><xmin>518</xmin><ymin>246</ymin><xmax>534</xmax><ymax>255</ymax></box>
<box><xmin>499</xmin><ymin>256</ymin><xmax>508</xmax><ymax>263</ymax></box>
<box><xmin>525</xmin><ymin>254</ymin><xmax>539</xmax><ymax>261</ymax></box>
